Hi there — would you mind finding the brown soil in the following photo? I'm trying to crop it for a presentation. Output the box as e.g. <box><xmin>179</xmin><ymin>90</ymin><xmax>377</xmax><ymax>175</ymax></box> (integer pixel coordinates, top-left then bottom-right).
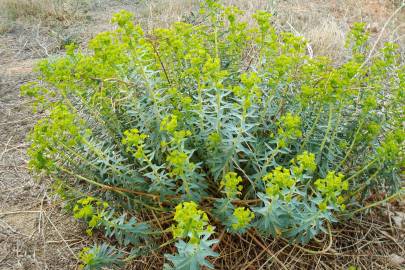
<box><xmin>0</xmin><ymin>2</ymin><xmax>132</xmax><ymax>268</ymax></box>
<box><xmin>0</xmin><ymin>59</ymin><xmax>86</xmax><ymax>270</ymax></box>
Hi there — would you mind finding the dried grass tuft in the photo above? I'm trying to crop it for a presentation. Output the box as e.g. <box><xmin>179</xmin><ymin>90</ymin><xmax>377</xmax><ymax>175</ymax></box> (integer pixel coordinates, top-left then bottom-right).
<box><xmin>0</xmin><ymin>0</ymin><xmax>93</xmax><ymax>26</ymax></box>
<box><xmin>121</xmin><ymin>208</ymin><xmax>405</xmax><ymax>269</ymax></box>
<box><xmin>305</xmin><ymin>18</ymin><xmax>346</xmax><ymax>61</ymax></box>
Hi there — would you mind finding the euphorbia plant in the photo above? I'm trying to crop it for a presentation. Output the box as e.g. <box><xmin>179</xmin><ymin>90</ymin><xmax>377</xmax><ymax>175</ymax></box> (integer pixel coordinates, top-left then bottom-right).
<box><xmin>22</xmin><ymin>0</ymin><xmax>404</xmax><ymax>269</ymax></box>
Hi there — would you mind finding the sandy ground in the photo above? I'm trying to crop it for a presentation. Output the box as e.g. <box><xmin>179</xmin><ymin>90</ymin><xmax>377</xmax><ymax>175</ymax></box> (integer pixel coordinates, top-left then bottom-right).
<box><xmin>0</xmin><ymin>59</ymin><xmax>87</xmax><ymax>270</ymax></box>
<box><xmin>0</xmin><ymin>1</ymin><xmax>404</xmax><ymax>269</ymax></box>
<box><xmin>0</xmin><ymin>3</ymin><xmax>130</xmax><ymax>268</ymax></box>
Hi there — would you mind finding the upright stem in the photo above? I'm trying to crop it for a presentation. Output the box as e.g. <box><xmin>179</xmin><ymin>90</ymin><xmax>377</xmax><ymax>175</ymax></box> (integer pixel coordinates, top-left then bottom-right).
<box><xmin>318</xmin><ymin>104</ymin><xmax>334</xmax><ymax>160</ymax></box>
<box><xmin>215</xmin><ymin>88</ymin><xmax>222</xmax><ymax>133</ymax></box>
<box><xmin>257</xmin><ymin>144</ymin><xmax>280</xmax><ymax>183</ymax></box>
<box><xmin>326</xmin><ymin>105</ymin><xmax>343</xmax><ymax>164</ymax></box>
<box><xmin>336</xmin><ymin>119</ymin><xmax>365</xmax><ymax>170</ymax></box>
<box><xmin>300</xmin><ymin>106</ymin><xmax>322</xmax><ymax>151</ymax></box>
<box><xmin>346</xmin><ymin>158</ymin><xmax>378</xmax><ymax>182</ymax></box>
<box><xmin>197</xmin><ymin>80</ymin><xmax>205</xmax><ymax>133</ymax></box>
<box><xmin>214</xmin><ymin>25</ymin><xmax>219</xmax><ymax>59</ymax></box>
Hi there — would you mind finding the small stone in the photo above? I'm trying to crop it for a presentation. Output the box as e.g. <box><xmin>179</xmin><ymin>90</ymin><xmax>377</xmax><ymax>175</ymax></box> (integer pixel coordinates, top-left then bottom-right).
<box><xmin>392</xmin><ymin>212</ymin><xmax>405</xmax><ymax>229</ymax></box>
<box><xmin>389</xmin><ymin>254</ymin><xmax>405</xmax><ymax>266</ymax></box>
<box><xmin>369</xmin><ymin>22</ymin><xmax>379</xmax><ymax>33</ymax></box>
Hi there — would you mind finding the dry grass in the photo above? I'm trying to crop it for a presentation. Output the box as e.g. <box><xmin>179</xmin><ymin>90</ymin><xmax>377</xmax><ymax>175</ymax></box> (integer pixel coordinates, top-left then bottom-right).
<box><xmin>0</xmin><ymin>21</ymin><xmax>11</xmax><ymax>35</ymax></box>
<box><xmin>273</xmin><ymin>0</ymin><xmax>404</xmax><ymax>62</ymax></box>
<box><xmin>0</xmin><ymin>0</ymin><xmax>96</xmax><ymax>34</ymax></box>
<box><xmin>1</xmin><ymin>0</ymin><xmax>64</xmax><ymax>21</ymax></box>
<box><xmin>0</xmin><ymin>1</ymin><xmax>404</xmax><ymax>269</ymax></box>
<box><xmin>304</xmin><ymin>18</ymin><xmax>346</xmax><ymax>60</ymax></box>
<box><xmin>137</xmin><ymin>0</ymin><xmax>404</xmax><ymax>62</ymax></box>
<box><xmin>132</xmin><ymin>0</ymin><xmax>200</xmax><ymax>30</ymax></box>
<box><xmin>112</xmin><ymin>203</ymin><xmax>405</xmax><ymax>269</ymax></box>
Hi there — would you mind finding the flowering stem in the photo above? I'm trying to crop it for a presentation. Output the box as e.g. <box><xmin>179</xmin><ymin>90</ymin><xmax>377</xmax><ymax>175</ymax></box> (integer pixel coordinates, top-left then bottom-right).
<box><xmin>256</xmin><ymin>144</ymin><xmax>280</xmax><ymax>183</ymax></box>
<box><xmin>346</xmin><ymin>188</ymin><xmax>404</xmax><ymax>216</ymax></box>
<box><xmin>336</xmin><ymin>119</ymin><xmax>365</xmax><ymax>170</ymax></box>
<box><xmin>318</xmin><ymin>104</ymin><xmax>334</xmax><ymax>161</ymax></box>
<box><xmin>197</xmin><ymin>81</ymin><xmax>205</xmax><ymax>133</ymax></box>
<box><xmin>300</xmin><ymin>106</ymin><xmax>322</xmax><ymax>151</ymax></box>
<box><xmin>346</xmin><ymin>158</ymin><xmax>378</xmax><ymax>182</ymax></box>
<box><xmin>327</xmin><ymin>105</ymin><xmax>343</xmax><ymax>163</ymax></box>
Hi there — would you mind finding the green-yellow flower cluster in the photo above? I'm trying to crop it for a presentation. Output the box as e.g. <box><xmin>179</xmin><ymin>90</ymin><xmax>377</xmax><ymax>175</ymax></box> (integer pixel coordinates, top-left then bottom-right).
<box><xmin>73</xmin><ymin>197</ymin><xmax>108</xmax><ymax>236</ymax></box>
<box><xmin>166</xmin><ymin>150</ymin><xmax>195</xmax><ymax>177</ymax></box>
<box><xmin>292</xmin><ymin>151</ymin><xmax>316</xmax><ymax>175</ymax></box>
<box><xmin>278</xmin><ymin>113</ymin><xmax>302</xmax><ymax>147</ymax></box>
<box><xmin>231</xmin><ymin>207</ymin><xmax>255</xmax><ymax>231</ymax></box>
<box><xmin>172</xmin><ymin>202</ymin><xmax>214</xmax><ymax>244</ymax></box>
<box><xmin>263</xmin><ymin>166</ymin><xmax>296</xmax><ymax>198</ymax></box>
<box><xmin>315</xmin><ymin>171</ymin><xmax>348</xmax><ymax>210</ymax></box>
<box><xmin>122</xmin><ymin>129</ymin><xmax>148</xmax><ymax>159</ymax></box>
<box><xmin>220</xmin><ymin>172</ymin><xmax>243</xmax><ymax>199</ymax></box>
